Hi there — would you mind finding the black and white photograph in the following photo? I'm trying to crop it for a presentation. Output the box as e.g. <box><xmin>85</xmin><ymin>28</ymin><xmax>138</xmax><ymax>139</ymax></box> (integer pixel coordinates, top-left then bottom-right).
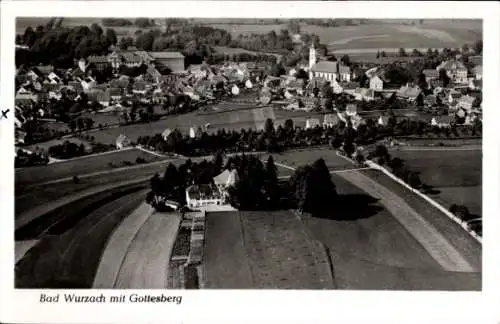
<box><xmin>1</xmin><ymin>1</ymin><xmax>499</xmax><ymax>324</ymax></box>
<box><xmin>13</xmin><ymin>15</ymin><xmax>483</xmax><ymax>290</ymax></box>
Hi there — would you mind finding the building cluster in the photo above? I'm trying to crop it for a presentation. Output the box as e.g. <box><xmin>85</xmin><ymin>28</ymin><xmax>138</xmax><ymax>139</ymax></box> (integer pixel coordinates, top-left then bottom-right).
<box><xmin>185</xmin><ymin>169</ymin><xmax>239</xmax><ymax>211</ymax></box>
<box><xmin>14</xmin><ymin>46</ymin><xmax>269</xmax><ymax>145</ymax></box>
<box><xmin>263</xmin><ymin>44</ymin><xmax>482</xmax><ymax>131</ymax></box>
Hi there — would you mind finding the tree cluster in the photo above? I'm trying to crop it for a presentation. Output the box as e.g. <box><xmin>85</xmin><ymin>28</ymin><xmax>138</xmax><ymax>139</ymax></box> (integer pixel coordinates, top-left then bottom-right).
<box><xmin>288</xmin><ymin>158</ymin><xmax>337</xmax><ymax>216</ymax></box>
<box><xmin>47</xmin><ymin>140</ymin><xmax>86</xmax><ymax>159</ymax></box>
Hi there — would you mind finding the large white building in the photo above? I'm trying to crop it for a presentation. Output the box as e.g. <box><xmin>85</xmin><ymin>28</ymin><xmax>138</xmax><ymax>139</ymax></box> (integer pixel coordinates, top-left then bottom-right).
<box><xmin>308</xmin><ymin>43</ymin><xmax>351</xmax><ymax>83</ymax></box>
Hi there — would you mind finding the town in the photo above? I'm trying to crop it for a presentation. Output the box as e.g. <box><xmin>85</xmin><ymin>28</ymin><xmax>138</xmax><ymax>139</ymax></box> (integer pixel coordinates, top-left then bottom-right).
<box><xmin>14</xmin><ymin>18</ymin><xmax>482</xmax><ymax>290</ymax></box>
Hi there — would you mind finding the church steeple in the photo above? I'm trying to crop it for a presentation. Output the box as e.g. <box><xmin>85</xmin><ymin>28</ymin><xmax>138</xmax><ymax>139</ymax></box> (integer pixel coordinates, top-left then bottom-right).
<box><xmin>309</xmin><ymin>42</ymin><xmax>317</xmax><ymax>70</ymax></box>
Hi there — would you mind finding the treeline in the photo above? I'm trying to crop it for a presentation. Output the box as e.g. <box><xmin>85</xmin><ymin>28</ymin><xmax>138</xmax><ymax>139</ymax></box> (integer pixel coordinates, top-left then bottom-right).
<box><xmin>47</xmin><ymin>141</ymin><xmax>86</xmax><ymax>159</ymax></box>
<box><xmin>15</xmin><ymin>149</ymin><xmax>49</xmax><ymax>168</ymax></box>
<box><xmin>16</xmin><ymin>23</ymin><xmax>118</xmax><ymax>68</ymax></box>
<box><xmin>136</xmin><ymin>114</ymin><xmax>482</xmax><ymax>158</ymax></box>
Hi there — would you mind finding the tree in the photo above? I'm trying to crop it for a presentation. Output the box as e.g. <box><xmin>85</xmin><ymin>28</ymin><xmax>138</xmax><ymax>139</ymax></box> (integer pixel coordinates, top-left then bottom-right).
<box><xmin>399</xmin><ymin>48</ymin><xmax>407</xmax><ymax>57</ymax></box>
<box><xmin>380</xmin><ymin>51</ymin><xmax>387</xmax><ymax>57</ymax></box>
<box><xmin>343</xmin><ymin>140</ymin><xmax>355</xmax><ymax>157</ymax></box>
<box><xmin>284</xmin><ymin>118</ymin><xmax>294</xmax><ymax>132</ymax></box>
<box><xmin>264</xmin><ymin>118</ymin><xmax>275</xmax><ymax>136</ymax></box>
<box><xmin>119</xmin><ymin>36</ymin><xmax>134</xmax><ymax>50</ymax></box>
<box><xmin>408</xmin><ymin>172</ymin><xmax>422</xmax><ymax>189</ymax></box>
<box><xmin>269</xmin><ymin>62</ymin><xmax>285</xmax><ymax>77</ymax></box>
<box><xmin>473</xmin><ymin>40</ymin><xmax>482</xmax><ymax>54</ymax></box>
<box><xmin>105</xmin><ymin>28</ymin><xmax>118</xmax><ymax>45</ymax></box>
<box><xmin>439</xmin><ymin>69</ymin><xmax>450</xmax><ymax>88</ymax></box>
<box><xmin>340</xmin><ymin>54</ymin><xmax>351</xmax><ymax>66</ymax></box>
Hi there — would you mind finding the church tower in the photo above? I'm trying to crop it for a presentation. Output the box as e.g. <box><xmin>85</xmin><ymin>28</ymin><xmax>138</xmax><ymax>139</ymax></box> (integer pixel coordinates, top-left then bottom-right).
<box><xmin>309</xmin><ymin>43</ymin><xmax>317</xmax><ymax>70</ymax></box>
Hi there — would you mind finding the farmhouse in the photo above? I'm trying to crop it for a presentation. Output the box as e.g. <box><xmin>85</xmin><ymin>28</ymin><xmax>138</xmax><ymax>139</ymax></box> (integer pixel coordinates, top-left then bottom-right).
<box><xmin>305</xmin><ymin>118</ymin><xmax>321</xmax><ymax>129</ymax></box>
<box><xmin>431</xmin><ymin>115</ymin><xmax>454</xmax><ymax>128</ymax></box>
<box><xmin>323</xmin><ymin>114</ymin><xmax>340</xmax><ymax>128</ymax></box>
<box><xmin>423</xmin><ymin>69</ymin><xmax>439</xmax><ymax>84</ymax></box>
<box><xmin>213</xmin><ymin>169</ymin><xmax>239</xmax><ymax>200</ymax></box>
<box><xmin>436</xmin><ymin>60</ymin><xmax>468</xmax><ymax>84</ymax></box>
<box><xmin>346</xmin><ymin>103</ymin><xmax>358</xmax><ymax>117</ymax></box>
<box><xmin>185</xmin><ymin>184</ymin><xmax>224</xmax><ymax>209</ymax></box>
<box><xmin>148</xmin><ymin>51</ymin><xmax>185</xmax><ymax>73</ymax></box>
<box><xmin>458</xmin><ymin>95</ymin><xmax>476</xmax><ymax>112</ymax></box>
<box><xmin>369</xmin><ymin>75</ymin><xmax>384</xmax><ymax>91</ymax></box>
<box><xmin>396</xmin><ymin>85</ymin><xmax>422</xmax><ymax>102</ymax></box>
<box><xmin>116</xmin><ymin>134</ymin><xmax>131</xmax><ymax>149</ymax></box>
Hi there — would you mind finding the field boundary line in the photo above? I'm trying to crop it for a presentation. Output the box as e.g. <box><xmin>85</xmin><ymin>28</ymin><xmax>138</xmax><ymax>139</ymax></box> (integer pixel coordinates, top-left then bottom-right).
<box><xmin>135</xmin><ymin>146</ymin><xmax>167</xmax><ymax>158</ymax></box>
<box><xmin>365</xmin><ymin>160</ymin><xmax>482</xmax><ymax>244</ymax></box>
<box><xmin>16</xmin><ymin>178</ymin><xmax>150</xmax><ymax>231</ymax></box>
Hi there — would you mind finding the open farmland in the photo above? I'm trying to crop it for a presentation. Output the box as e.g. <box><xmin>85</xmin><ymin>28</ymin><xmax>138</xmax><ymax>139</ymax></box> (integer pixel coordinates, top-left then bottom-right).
<box><xmin>15</xmin><ymin>148</ymin><xmax>166</xmax><ymax>186</ymax></box>
<box><xmin>24</xmin><ymin>137</ymin><xmax>92</xmax><ymax>153</ymax></box>
<box><xmin>15</xmin><ymin>188</ymin><xmax>148</xmax><ymax>288</ymax></box>
<box><xmin>271</xmin><ymin>147</ymin><xmax>354</xmax><ymax>171</ymax></box>
<box><xmin>203</xmin><ymin>210</ymin><xmax>334</xmax><ymax>289</ymax></box>
<box><xmin>388</xmin><ymin>148</ymin><xmax>482</xmax><ymax>217</ymax></box>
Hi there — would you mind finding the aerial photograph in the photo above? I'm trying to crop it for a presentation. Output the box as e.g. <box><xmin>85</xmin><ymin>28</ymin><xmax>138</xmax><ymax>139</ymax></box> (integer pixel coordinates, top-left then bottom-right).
<box><xmin>14</xmin><ymin>17</ymin><xmax>482</xmax><ymax>290</ymax></box>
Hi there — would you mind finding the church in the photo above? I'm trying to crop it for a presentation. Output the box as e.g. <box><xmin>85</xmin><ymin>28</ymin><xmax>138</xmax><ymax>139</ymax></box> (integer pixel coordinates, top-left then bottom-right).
<box><xmin>308</xmin><ymin>43</ymin><xmax>352</xmax><ymax>83</ymax></box>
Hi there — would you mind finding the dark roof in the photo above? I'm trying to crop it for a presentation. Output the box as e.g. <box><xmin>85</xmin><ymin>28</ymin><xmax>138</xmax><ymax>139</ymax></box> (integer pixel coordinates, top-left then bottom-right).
<box><xmin>423</xmin><ymin>69</ymin><xmax>439</xmax><ymax>78</ymax></box>
<box><xmin>148</xmin><ymin>51</ymin><xmax>185</xmax><ymax>59</ymax></box>
<box><xmin>311</xmin><ymin>61</ymin><xmax>338</xmax><ymax>73</ymax></box>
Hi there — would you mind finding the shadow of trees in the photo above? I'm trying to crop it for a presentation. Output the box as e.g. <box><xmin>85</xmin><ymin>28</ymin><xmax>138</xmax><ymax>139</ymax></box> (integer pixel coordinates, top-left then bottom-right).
<box><xmin>312</xmin><ymin>193</ymin><xmax>383</xmax><ymax>221</ymax></box>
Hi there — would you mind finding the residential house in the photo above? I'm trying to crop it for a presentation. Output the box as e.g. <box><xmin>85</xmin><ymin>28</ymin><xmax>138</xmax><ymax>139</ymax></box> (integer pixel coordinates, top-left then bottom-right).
<box><xmin>436</xmin><ymin>60</ymin><xmax>468</xmax><ymax>84</ymax></box>
<box><xmin>396</xmin><ymin>85</ymin><xmax>422</xmax><ymax>102</ymax></box>
<box><xmin>468</xmin><ymin>55</ymin><xmax>482</xmax><ymax>66</ymax></box>
<box><xmin>472</xmin><ymin>65</ymin><xmax>482</xmax><ymax>80</ymax></box>
<box><xmin>458</xmin><ymin>95</ymin><xmax>476</xmax><ymax>112</ymax></box>
<box><xmin>339</xmin><ymin>65</ymin><xmax>351</xmax><ymax>82</ymax></box>
<box><xmin>423</xmin><ymin>69</ymin><xmax>439</xmax><ymax>85</ymax></box>
<box><xmin>423</xmin><ymin>94</ymin><xmax>437</xmax><ymax>108</ymax></box>
<box><xmin>47</xmin><ymin>72</ymin><xmax>62</xmax><ymax>84</ymax></box>
<box><xmin>188</xmin><ymin>64</ymin><xmax>208</xmax><ymax>79</ymax></box>
<box><xmin>323</xmin><ymin>114</ymin><xmax>340</xmax><ymax>128</ymax></box>
<box><xmin>354</xmin><ymin>88</ymin><xmax>375</xmax><ymax>101</ymax></box>
<box><xmin>447</xmin><ymin>89</ymin><xmax>462</xmax><ymax>104</ymax></box>
<box><xmin>161</xmin><ymin>128</ymin><xmax>172</xmax><ymax>141</ymax></box>
<box><xmin>81</xmin><ymin>77</ymin><xmax>97</xmax><ymax>93</ymax></box>
<box><xmin>331</xmin><ymin>79</ymin><xmax>344</xmax><ymax>94</ymax></box>
<box><xmin>305</xmin><ymin>118</ymin><xmax>321</xmax><ymax>129</ymax></box>
<box><xmin>469</xmin><ymin>79</ymin><xmax>482</xmax><ymax>91</ymax></box>
<box><xmin>185</xmin><ymin>184</ymin><xmax>224</xmax><ymax>209</ymax></box>
<box><xmin>351</xmin><ymin>114</ymin><xmax>366</xmax><ymax>130</ymax></box>
<box><xmin>87</xmin><ymin>55</ymin><xmax>111</xmax><ymax>72</ymax></box>
<box><xmin>35</xmin><ymin>65</ymin><xmax>54</xmax><ymax>77</ymax></box>
<box><xmin>431</xmin><ymin>115</ymin><xmax>454</xmax><ymax>128</ymax></box>
<box><xmin>378</xmin><ymin>115</ymin><xmax>390</xmax><ymax>127</ymax></box>
<box><xmin>456</xmin><ymin>108</ymin><xmax>466</xmax><ymax>119</ymax></box>
<box><xmin>132</xmin><ymin>80</ymin><xmax>147</xmax><ymax>95</ymax></box>
<box><xmin>109</xmin><ymin>88</ymin><xmax>123</xmax><ymax>102</ymax></box>
<box><xmin>148</xmin><ymin>51</ymin><xmax>185</xmax><ymax>73</ymax></box>
<box><xmin>213</xmin><ymin>169</ymin><xmax>239</xmax><ymax>200</ymax></box>
<box><xmin>116</xmin><ymin>134</ymin><xmax>131</xmax><ymax>149</ymax></box>
<box><xmin>346</xmin><ymin>103</ymin><xmax>358</xmax><ymax>117</ymax></box>
<box><xmin>342</xmin><ymin>82</ymin><xmax>360</xmax><ymax>96</ymax></box>
<box><xmin>369</xmin><ymin>75</ymin><xmax>384</xmax><ymax>91</ymax></box>
<box><xmin>15</xmin><ymin>87</ymin><xmax>37</xmax><ymax>104</ymax></box>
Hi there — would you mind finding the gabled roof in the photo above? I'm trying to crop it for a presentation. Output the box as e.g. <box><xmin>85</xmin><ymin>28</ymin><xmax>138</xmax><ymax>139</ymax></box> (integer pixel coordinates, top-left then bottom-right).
<box><xmin>88</xmin><ymin>55</ymin><xmax>109</xmax><ymax>64</ymax></box>
<box><xmin>433</xmin><ymin>115</ymin><xmax>454</xmax><ymax>123</ymax></box>
<box><xmin>423</xmin><ymin>69</ymin><xmax>439</xmax><ymax>78</ymax></box>
<box><xmin>459</xmin><ymin>95</ymin><xmax>475</xmax><ymax>105</ymax></box>
<box><xmin>311</xmin><ymin>61</ymin><xmax>338</xmax><ymax>73</ymax></box>
<box><xmin>397</xmin><ymin>85</ymin><xmax>422</xmax><ymax>99</ymax></box>
<box><xmin>341</xmin><ymin>82</ymin><xmax>360</xmax><ymax>90</ymax></box>
<box><xmin>148</xmin><ymin>51</ymin><xmax>185</xmax><ymax>59</ymax></box>
<box><xmin>346</xmin><ymin>103</ymin><xmax>357</xmax><ymax>113</ymax></box>
<box><xmin>306</xmin><ymin>118</ymin><xmax>321</xmax><ymax>126</ymax></box>
<box><xmin>213</xmin><ymin>169</ymin><xmax>239</xmax><ymax>187</ymax></box>
<box><xmin>438</xmin><ymin>60</ymin><xmax>466</xmax><ymax>71</ymax></box>
<box><xmin>323</xmin><ymin>113</ymin><xmax>339</xmax><ymax>124</ymax></box>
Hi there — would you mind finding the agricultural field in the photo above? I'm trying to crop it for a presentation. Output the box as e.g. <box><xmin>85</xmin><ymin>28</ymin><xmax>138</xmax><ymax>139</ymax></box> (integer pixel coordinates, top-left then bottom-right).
<box><xmin>270</xmin><ymin>147</ymin><xmax>354</xmax><ymax>171</ymax></box>
<box><xmin>24</xmin><ymin>137</ymin><xmax>92</xmax><ymax>153</ymax></box>
<box><xmin>388</xmin><ymin>148</ymin><xmax>482</xmax><ymax>217</ymax></box>
<box><xmin>213</xmin><ymin>46</ymin><xmax>283</xmax><ymax>59</ymax></box>
<box><xmin>203</xmin><ymin>210</ymin><xmax>334</xmax><ymax>289</ymax></box>
<box><xmin>15</xmin><ymin>147</ymin><xmax>166</xmax><ymax>186</ymax></box>
<box><xmin>15</xmin><ymin>188</ymin><xmax>148</xmax><ymax>288</ymax></box>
